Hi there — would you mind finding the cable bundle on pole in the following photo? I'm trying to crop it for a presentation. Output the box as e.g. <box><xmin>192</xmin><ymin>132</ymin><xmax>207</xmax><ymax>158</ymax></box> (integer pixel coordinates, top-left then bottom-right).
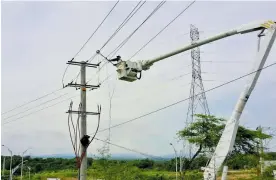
<box><xmin>67</xmin><ymin>101</ymin><xmax>101</xmax><ymax>179</ymax></box>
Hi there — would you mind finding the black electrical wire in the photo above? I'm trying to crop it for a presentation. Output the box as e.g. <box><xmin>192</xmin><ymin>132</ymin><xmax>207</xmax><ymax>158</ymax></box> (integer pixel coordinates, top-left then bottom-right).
<box><xmin>68</xmin><ymin>101</ymin><xmax>78</xmax><ymax>157</ymax></box>
<box><xmin>76</xmin><ymin>103</ymin><xmax>82</xmax><ymax>155</ymax></box>
<box><xmin>2</xmin><ymin>94</ymin><xmax>79</xmax><ymax>126</ymax></box>
<box><xmin>91</xmin><ymin>62</ymin><xmax>276</xmax><ymax>134</ymax></box>
<box><xmin>72</xmin><ymin>0</ymin><xmax>120</xmax><ymax>59</ymax></box>
<box><xmin>61</xmin><ymin>0</ymin><xmax>120</xmax><ymax>87</ymax></box>
<box><xmin>107</xmin><ymin>0</ymin><xmax>166</xmax><ymax>59</ymax></box>
<box><xmin>86</xmin><ymin>1</ymin><xmax>146</xmax><ymax>64</ymax></box>
<box><xmin>2</xmin><ymin>93</ymin><xmax>68</xmax><ymax>121</ymax></box>
<box><xmin>99</xmin><ymin>0</ymin><xmax>146</xmax><ymax>51</ymax></box>
<box><xmin>2</xmin><ymin>74</ymin><xmax>111</xmax><ymax>126</ymax></box>
<box><xmin>94</xmin><ymin>137</ymin><xmax>167</xmax><ymax>160</ymax></box>
<box><xmin>88</xmin><ymin>105</ymin><xmax>102</xmax><ymax>146</ymax></box>
<box><xmin>68</xmin><ymin>102</ymin><xmax>82</xmax><ymax>158</ymax></box>
<box><xmin>128</xmin><ymin>0</ymin><xmax>196</xmax><ymax>60</ymax></box>
<box><xmin>1</xmin><ymin>88</ymin><xmax>63</xmax><ymax>115</ymax></box>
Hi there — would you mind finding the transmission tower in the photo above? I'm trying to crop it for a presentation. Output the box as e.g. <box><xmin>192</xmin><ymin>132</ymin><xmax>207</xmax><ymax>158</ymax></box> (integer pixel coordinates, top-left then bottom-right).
<box><xmin>183</xmin><ymin>25</ymin><xmax>210</xmax><ymax>162</ymax></box>
<box><xmin>186</xmin><ymin>24</ymin><xmax>210</xmax><ymax>124</ymax></box>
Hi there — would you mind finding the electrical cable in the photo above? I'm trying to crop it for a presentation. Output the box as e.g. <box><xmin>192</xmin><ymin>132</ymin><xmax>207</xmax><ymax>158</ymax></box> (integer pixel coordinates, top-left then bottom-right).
<box><xmin>201</xmin><ymin>60</ymin><xmax>252</xmax><ymax>63</ymax></box>
<box><xmin>88</xmin><ymin>105</ymin><xmax>102</xmax><ymax>146</ymax></box>
<box><xmin>86</xmin><ymin>1</ymin><xmax>146</xmax><ymax>64</ymax></box>
<box><xmin>94</xmin><ymin>137</ymin><xmax>167</xmax><ymax>160</ymax></box>
<box><xmin>90</xmin><ymin>62</ymin><xmax>276</xmax><ymax>134</ymax></box>
<box><xmin>68</xmin><ymin>101</ymin><xmax>78</xmax><ymax>157</ymax></box>
<box><xmin>107</xmin><ymin>0</ymin><xmax>166</xmax><ymax>59</ymax></box>
<box><xmin>128</xmin><ymin>0</ymin><xmax>196</xmax><ymax>60</ymax></box>
<box><xmin>2</xmin><ymin>72</ymin><xmax>111</xmax><ymax>126</ymax></box>
<box><xmin>99</xmin><ymin>0</ymin><xmax>146</xmax><ymax>51</ymax></box>
<box><xmin>72</xmin><ymin>0</ymin><xmax>120</xmax><ymax>59</ymax></box>
<box><xmin>76</xmin><ymin>103</ymin><xmax>82</xmax><ymax>156</ymax></box>
<box><xmin>1</xmin><ymin>88</ymin><xmax>63</xmax><ymax>115</ymax></box>
<box><xmin>71</xmin><ymin>53</ymin><xmax>99</xmax><ymax>85</ymax></box>
<box><xmin>61</xmin><ymin>0</ymin><xmax>120</xmax><ymax>87</ymax></box>
<box><xmin>76</xmin><ymin>105</ymin><xmax>101</xmax><ymax>168</ymax></box>
<box><xmin>2</xmin><ymin>93</ymin><xmax>69</xmax><ymax>121</ymax></box>
<box><xmin>2</xmin><ymin>94</ymin><xmax>79</xmax><ymax>126</ymax></box>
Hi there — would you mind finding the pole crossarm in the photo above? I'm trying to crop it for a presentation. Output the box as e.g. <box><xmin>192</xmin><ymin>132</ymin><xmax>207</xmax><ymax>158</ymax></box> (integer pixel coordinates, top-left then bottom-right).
<box><xmin>66</xmin><ymin>110</ymin><xmax>100</xmax><ymax>116</ymax></box>
<box><xmin>65</xmin><ymin>82</ymin><xmax>100</xmax><ymax>90</ymax></box>
<box><xmin>66</xmin><ymin>60</ymin><xmax>100</xmax><ymax>68</ymax></box>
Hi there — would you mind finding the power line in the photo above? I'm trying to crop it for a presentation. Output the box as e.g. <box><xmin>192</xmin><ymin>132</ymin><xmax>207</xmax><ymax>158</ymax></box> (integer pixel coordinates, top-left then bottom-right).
<box><xmin>61</xmin><ymin>0</ymin><xmax>120</xmax><ymax>87</ymax></box>
<box><xmin>1</xmin><ymin>88</ymin><xmax>64</xmax><ymax>115</ymax></box>
<box><xmin>80</xmin><ymin>1</ymin><xmax>146</xmax><ymax>81</ymax></box>
<box><xmin>107</xmin><ymin>0</ymin><xmax>166</xmax><ymax>58</ymax></box>
<box><xmin>128</xmin><ymin>0</ymin><xmax>196</xmax><ymax>60</ymax></box>
<box><xmin>2</xmin><ymin>72</ymin><xmax>114</xmax><ymax>126</ymax></box>
<box><xmin>2</xmin><ymin>93</ymin><xmax>69</xmax><ymax>121</ymax></box>
<box><xmin>92</xmin><ymin>62</ymin><xmax>276</xmax><ymax>134</ymax></box>
<box><xmin>72</xmin><ymin>0</ymin><xmax>143</xmax><ymax>84</ymax></box>
<box><xmin>94</xmin><ymin>137</ymin><xmax>166</xmax><ymax>160</ymax></box>
<box><xmin>72</xmin><ymin>0</ymin><xmax>120</xmax><ymax>59</ymax></box>
<box><xmin>201</xmin><ymin>60</ymin><xmax>252</xmax><ymax>63</ymax></box>
<box><xmin>2</xmin><ymin>94</ymin><xmax>79</xmax><ymax>126</ymax></box>
<box><xmin>99</xmin><ymin>0</ymin><xmax>146</xmax><ymax>51</ymax></box>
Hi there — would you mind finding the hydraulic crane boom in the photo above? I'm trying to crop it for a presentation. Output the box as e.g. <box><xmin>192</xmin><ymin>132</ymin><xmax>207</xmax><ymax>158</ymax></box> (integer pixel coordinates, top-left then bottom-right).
<box><xmin>115</xmin><ymin>20</ymin><xmax>275</xmax><ymax>82</ymax></box>
<box><xmin>114</xmin><ymin>20</ymin><xmax>276</xmax><ymax>179</ymax></box>
<box><xmin>203</xmin><ymin>22</ymin><xmax>276</xmax><ymax>180</ymax></box>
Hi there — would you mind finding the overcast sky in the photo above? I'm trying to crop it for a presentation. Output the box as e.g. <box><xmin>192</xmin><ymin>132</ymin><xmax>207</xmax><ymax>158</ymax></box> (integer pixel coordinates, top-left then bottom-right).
<box><xmin>1</xmin><ymin>1</ymin><xmax>276</xmax><ymax>158</ymax></box>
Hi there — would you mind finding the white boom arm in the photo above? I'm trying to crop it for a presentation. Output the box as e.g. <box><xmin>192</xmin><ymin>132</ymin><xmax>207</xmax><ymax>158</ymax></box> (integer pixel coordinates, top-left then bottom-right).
<box><xmin>115</xmin><ymin>20</ymin><xmax>276</xmax><ymax>179</ymax></box>
<box><xmin>203</xmin><ymin>22</ymin><xmax>276</xmax><ymax>180</ymax></box>
<box><xmin>116</xmin><ymin>20</ymin><xmax>275</xmax><ymax>82</ymax></box>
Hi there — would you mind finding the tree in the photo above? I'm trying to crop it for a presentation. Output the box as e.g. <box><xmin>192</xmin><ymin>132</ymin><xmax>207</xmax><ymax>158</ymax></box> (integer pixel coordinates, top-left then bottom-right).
<box><xmin>178</xmin><ymin>114</ymin><xmax>272</xmax><ymax>171</ymax></box>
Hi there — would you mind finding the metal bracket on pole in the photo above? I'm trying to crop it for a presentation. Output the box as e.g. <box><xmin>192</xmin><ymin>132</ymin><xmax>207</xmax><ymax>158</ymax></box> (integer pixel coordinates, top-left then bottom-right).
<box><xmin>66</xmin><ymin>60</ymin><xmax>100</xmax><ymax>68</ymax></box>
<box><xmin>66</xmin><ymin>110</ymin><xmax>100</xmax><ymax>116</ymax></box>
<box><xmin>65</xmin><ymin>82</ymin><xmax>100</xmax><ymax>90</ymax></box>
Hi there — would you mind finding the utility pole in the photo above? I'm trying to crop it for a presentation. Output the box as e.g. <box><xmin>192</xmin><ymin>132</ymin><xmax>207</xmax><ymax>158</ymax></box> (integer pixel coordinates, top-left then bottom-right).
<box><xmin>65</xmin><ymin>60</ymin><xmax>100</xmax><ymax>180</ymax></box>
<box><xmin>170</xmin><ymin>143</ymin><xmax>178</xmax><ymax>180</ymax></box>
<box><xmin>2</xmin><ymin>156</ymin><xmax>6</xmax><ymax>178</ymax></box>
<box><xmin>27</xmin><ymin>166</ymin><xmax>31</xmax><ymax>180</ymax></box>
<box><xmin>2</xmin><ymin>145</ymin><xmax>13</xmax><ymax>180</ymax></box>
<box><xmin>80</xmin><ymin>62</ymin><xmax>87</xmax><ymax>180</ymax></box>
<box><xmin>21</xmin><ymin>148</ymin><xmax>31</xmax><ymax>180</ymax></box>
<box><xmin>257</xmin><ymin>126</ymin><xmax>264</xmax><ymax>176</ymax></box>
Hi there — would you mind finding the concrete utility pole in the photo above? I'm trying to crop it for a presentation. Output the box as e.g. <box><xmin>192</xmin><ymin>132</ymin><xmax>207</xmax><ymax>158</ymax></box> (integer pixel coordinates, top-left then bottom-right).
<box><xmin>170</xmin><ymin>143</ymin><xmax>178</xmax><ymax>180</ymax></box>
<box><xmin>21</xmin><ymin>148</ymin><xmax>31</xmax><ymax>180</ymax></box>
<box><xmin>257</xmin><ymin>126</ymin><xmax>264</xmax><ymax>176</ymax></box>
<box><xmin>2</xmin><ymin>145</ymin><xmax>13</xmax><ymax>180</ymax></box>
<box><xmin>3</xmin><ymin>156</ymin><xmax>6</xmax><ymax>176</ymax></box>
<box><xmin>65</xmin><ymin>60</ymin><xmax>100</xmax><ymax>180</ymax></box>
<box><xmin>27</xmin><ymin>166</ymin><xmax>31</xmax><ymax>180</ymax></box>
<box><xmin>80</xmin><ymin>62</ymin><xmax>87</xmax><ymax>180</ymax></box>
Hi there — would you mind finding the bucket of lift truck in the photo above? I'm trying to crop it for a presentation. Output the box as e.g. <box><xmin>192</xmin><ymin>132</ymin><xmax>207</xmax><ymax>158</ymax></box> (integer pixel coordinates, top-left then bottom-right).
<box><xmin>116</xmin><ymin>61</ymin><xmax>140</xmax><ymax>82</ymax></box>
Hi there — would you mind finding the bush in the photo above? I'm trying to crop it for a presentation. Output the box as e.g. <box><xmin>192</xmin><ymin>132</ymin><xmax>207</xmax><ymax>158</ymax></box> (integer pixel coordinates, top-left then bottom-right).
<box><xmin>263</xmin><ymin>164</ymin><xmax>276</xmax><ymax>178</ymax></box>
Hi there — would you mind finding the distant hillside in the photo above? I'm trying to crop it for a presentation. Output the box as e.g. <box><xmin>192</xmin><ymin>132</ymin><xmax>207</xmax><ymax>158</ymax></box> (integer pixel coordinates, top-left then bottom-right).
<box><xmin>34</xmin><ymin>153</ymin><xmax>174</xmax><ymax>160</ymax></box>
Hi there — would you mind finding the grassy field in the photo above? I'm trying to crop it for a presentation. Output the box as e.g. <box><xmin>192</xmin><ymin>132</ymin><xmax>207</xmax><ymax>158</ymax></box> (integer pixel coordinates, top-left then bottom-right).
<box><xmin>15</xmin><ymin>168</ymin><xmax>274</xmax><ymax>180</ymax></box>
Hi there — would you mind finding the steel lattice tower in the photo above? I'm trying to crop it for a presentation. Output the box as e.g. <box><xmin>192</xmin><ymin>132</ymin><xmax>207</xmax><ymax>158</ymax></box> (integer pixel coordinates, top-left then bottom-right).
<box><xmin>183</xmin><ymin>25</ymin><xmax>210</xmax><ymax>161</ymax></box>
<box><xmin>186</xmin><ymin>24</ymin><xmax>210</xmax><ymax>124</ymax></box>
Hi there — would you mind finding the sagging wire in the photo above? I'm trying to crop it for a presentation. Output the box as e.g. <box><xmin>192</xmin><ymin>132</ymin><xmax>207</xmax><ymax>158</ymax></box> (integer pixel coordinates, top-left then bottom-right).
<box><xmin>68</xmin><ymin>101</ymin><xmax>81</xmax><ymax>160</ymax></box>
<box><xmin>61</xmin><ymin>0</ymin><xmax>120</xmax><ymax>88</ymax></box>
<box><xmin>77</xmin><ymin>105</ymin><xmax>102</xmax><ymax>168</ymax></box>
<box><xmin>107</xmin><ymin>0</ymin><xmax>166</xmax><ymax>59</ymax></box>
<box><xmin>85</xmin><ymin>1</ymin><xmax>146</xmax><ymax>64</ymax></box>
<box><xmin>68</xmin><ymin>102</ymin><xmax>102</xmax><ymax>171</ymax></box>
